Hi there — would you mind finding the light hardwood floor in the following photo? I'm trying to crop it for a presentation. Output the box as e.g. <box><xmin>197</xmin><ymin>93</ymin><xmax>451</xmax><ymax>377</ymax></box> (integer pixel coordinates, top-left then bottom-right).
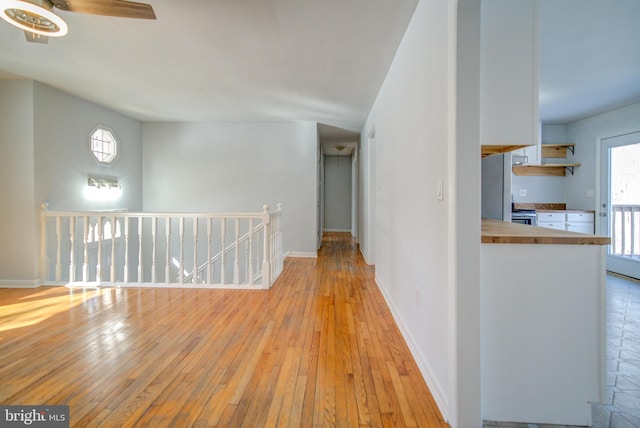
<box><xmin>0</xmin><ymin>232</ymin><xmax>448</xmax><ymax>427</ymax></box>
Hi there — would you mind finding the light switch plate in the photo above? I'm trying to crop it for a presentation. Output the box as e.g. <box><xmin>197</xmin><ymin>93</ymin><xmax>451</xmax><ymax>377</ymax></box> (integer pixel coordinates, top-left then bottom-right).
<box><xmin>437</xmin><ymin>178</ymin><xmax>444</xmax><ymax>201</ymax></box>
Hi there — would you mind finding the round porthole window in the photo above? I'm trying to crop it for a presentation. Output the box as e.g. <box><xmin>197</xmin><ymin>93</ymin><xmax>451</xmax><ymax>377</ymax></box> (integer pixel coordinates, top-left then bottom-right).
<box><xmin>90</xmin><ymin>127</ymin><xmax>118</xmax><ymax>164</ymax></box>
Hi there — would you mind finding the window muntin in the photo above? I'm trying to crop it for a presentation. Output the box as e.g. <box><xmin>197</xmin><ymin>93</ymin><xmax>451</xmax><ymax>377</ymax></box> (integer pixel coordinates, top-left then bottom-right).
<box><xmin>90</xmin><ymin>127</ymin><xmax>118</xmax><ymax>164</ymax></box>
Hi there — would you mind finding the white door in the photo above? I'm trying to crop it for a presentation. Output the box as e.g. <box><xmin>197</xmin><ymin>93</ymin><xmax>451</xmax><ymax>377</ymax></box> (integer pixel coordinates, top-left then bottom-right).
<box><xmin>599</xmin><ymin>131</ymin><xmax>640</xmax><ymax>280</ymax></box>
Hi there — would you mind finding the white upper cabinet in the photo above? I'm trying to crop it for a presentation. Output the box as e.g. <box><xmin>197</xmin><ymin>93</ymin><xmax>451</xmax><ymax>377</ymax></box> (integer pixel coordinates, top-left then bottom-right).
<box><xmin>480</xmin><ymin>0</ymin><xmax>540</xmax><ymax>164</ymax></box>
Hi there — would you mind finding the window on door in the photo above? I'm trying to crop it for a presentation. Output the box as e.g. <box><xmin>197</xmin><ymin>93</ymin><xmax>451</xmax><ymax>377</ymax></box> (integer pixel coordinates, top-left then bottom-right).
<box><xmin>610</xmin><ymin>143</ymin><xmax>640</xmax><ymax>260</ymax></box>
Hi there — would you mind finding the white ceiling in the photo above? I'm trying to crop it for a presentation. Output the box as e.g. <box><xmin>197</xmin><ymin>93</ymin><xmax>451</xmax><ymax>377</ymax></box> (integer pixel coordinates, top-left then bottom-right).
<box><xmin>538</xmin><ymin>0</ymin><xmax>640</xmax><ymax>124</ymax></box>
<box><xmin>0</xmin><ymin>0</ymin><xmax>639</xmax><ymax>134</ymax></box>
<box><xmin>0</xmin><ymin>0</ymin><xmax>418</xmax><ymax>133</ymax></box>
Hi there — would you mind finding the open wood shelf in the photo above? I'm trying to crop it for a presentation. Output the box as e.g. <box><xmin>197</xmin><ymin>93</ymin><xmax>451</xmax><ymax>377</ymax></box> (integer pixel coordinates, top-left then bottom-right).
<box><xmin>541</xmin><ymin>143</ymin><xmax>575</xmax><ymax>158</ymax></box>
<box><xmin>481</xmin><ymin>144</ymin><xmax>532</xmax><ymax>158</ymax></box>
<box><xmin>512</xmin><ymin>163</ymin><xmax>581</xmax><ymax>177</ymax></box>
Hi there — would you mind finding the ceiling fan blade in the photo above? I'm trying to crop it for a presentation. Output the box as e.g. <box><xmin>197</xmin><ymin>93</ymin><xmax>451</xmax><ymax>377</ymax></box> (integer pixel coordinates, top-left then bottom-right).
<box><xmin>25</xmin><ymin>31</ymin><xmax>49</xmax><ymax>43</ymax></box>
<box><xmin>49</xmin><ymin>0</ymin><xmax>156</xmax><ymax>20</ymax></box>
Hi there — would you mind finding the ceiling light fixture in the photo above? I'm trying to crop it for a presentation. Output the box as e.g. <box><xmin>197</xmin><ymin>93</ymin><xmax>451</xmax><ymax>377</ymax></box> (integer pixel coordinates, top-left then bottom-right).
<box><xmin>0</xmin><ymin>0</ymin><xmax>68</xmax><ymax>37</ymax></box>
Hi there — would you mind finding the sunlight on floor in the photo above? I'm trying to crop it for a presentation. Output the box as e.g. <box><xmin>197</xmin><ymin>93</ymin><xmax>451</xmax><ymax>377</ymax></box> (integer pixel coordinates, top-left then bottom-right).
<box><xmin>0</xmin><ymin>288</ymin><xmax>101</xmax><ymax>332</ymax></box>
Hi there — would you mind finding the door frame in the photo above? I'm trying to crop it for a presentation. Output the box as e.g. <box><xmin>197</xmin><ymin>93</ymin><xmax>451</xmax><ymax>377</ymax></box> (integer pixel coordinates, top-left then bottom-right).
<box><xmin>366</xmin><ymin>128</ymin><xmax>376</xmax><ymax>265</ymax></box>
<box><xmin>596</xmin><ymin>127</ymin><xmax>640</xmax><ymax>279</ymax></box>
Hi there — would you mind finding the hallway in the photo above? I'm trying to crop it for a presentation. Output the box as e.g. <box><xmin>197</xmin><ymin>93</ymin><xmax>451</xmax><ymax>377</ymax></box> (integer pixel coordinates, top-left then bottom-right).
<box><xmin>0</xmin><ymin>232</ymin><xmax>447</xmax><ymax>427</ymax></box>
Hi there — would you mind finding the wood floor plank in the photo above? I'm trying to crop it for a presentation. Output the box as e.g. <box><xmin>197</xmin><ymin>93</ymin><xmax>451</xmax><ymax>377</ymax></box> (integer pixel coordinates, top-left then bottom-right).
<box><xmin>0</xmin><ymin>232</ymin><xmax>448</xmax><ymax>427</ymax></box>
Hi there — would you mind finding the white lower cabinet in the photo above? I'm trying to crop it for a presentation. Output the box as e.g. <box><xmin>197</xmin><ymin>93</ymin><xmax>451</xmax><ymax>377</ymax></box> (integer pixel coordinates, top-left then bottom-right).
<box><xmin>538</xmin><ymin>221</ymin><xmax>565</xmax><ymax>230</ymax></box>
<box><xmin>567</xmin><ymin>223</ymin><xmax>594</xmax><ymax>234</ymax></box>
<box><xmin>537</xmin><ymin>211</ymin><xmax>595</xmax><ymax>234</ymax></box>
<box><xmin>566</xmin><ymin>211</ymin><xmax>594</xmax><ymax>234</ymax></box>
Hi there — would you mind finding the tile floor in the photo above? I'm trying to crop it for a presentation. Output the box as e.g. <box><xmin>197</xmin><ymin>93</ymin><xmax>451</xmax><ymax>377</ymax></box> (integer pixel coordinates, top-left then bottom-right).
<box><xmin>484</xmin><ymin>273</ymin><xmax>640</xmax><ymax>428</ymax></box>
<box><xmin>592</xmin><ymin>273</ymin><xmax>640</xmax><ymax>428</ymax></box>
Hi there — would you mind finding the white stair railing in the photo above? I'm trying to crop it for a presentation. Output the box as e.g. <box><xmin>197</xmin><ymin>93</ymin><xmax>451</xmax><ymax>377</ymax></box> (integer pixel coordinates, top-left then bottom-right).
<box><xmin>40</xmin><ymin>203</ymin><xmax>284</xmax><ymax>289</ymax></box>
<box><xmin>183</xmin><ymin>223</ymin><xmax>264</xmax><ymax>284</ymax></box>
<box><xmin>611</xmin><ymin>204</ymin><xmax>640</xmax><ymax>259</ymax></box>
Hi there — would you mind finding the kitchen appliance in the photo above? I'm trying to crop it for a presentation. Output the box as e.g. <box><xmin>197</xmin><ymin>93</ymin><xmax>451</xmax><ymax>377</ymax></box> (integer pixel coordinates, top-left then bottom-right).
<box><xmin>511</xmin><ymin>209</ymin><xmax>537</xmax><ymax>226</ymax></box>
<box><xmin>482</xmin><ymin>154</ymin><xmax>508</xmax><ymax>220</ymax></box>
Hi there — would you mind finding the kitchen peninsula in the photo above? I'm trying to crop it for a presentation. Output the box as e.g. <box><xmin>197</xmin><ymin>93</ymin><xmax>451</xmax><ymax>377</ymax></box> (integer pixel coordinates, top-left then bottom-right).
<box><xmin>481</xmin><ymin>219</ymin><xmax>610</xmax><ymax>425</ymax></box>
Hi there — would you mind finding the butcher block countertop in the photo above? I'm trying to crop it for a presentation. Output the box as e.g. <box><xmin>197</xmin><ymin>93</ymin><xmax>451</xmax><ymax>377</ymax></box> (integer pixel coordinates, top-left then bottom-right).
<box><xmin>482</xmin><ymin>219</ymin><xmax>611</xmax><ymax>245</ymax></box>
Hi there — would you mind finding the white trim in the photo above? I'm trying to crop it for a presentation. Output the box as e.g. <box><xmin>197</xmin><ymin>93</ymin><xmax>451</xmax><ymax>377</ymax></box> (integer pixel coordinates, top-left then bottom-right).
<box><xmin>446</xmin><ymin>0</ymin><xmax>459</xmax><ymax>425</ymax></box>
<box><xmin>595</xmin><ymin>126</ymin><xmax>640</xmax><ymax>234</ymax></box>
<box><xmin>0</xmin><ymin>279</ymin><xmax>41</xmax><ymax>288</ymax></box>
<box><xmin>358</xmin><ymin>245</ymin><xmax>372</xmax><ymax>265</ymax></box>
<box><xmin>374</xmin><ymin>274</ymin><xmax>450</xmax><ymax>422</ymax></box>
<box><xmin>285</xmin><ymin>251</ymin><xmax>317</xmax><ymax>258</ymax></box>
<box><xmin>65</xmin><ymin>282</ymin><xmax>266</xmax><ymax>290</ymax></box>
<box><xmin>367</xmin><ymin>127</ymin><xmax>376</xmax><ymax>266</ymax></box>
<box><xmin>323</xmin><ymin>228</ymin><xmax>351</xmax><ymax>232</ymax></box>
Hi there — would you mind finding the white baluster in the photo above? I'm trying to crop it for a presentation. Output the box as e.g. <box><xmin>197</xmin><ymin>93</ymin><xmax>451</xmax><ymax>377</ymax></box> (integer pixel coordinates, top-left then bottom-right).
<box><xmin>262</xmin><ymin>205</ymin><xmax>271</xmax><ymax>289</ymax></box>
<box><xmin>247</xmin><ymin>218</ymin><xmax>254</xmax><ymax>285</ymax></box>
<box><xmin>96</xmin><ymin>216</ymin><xmax>103</xmax><ymax>283</ymax></box>
<box><xmin>55</xmin><ymin>216</ymin><xmax>62</xmax><ymax>282</ymax></box>
<box><xmin>138</xmin><ymin>217</ymin><xmax>143</xmax><ymax>283</ymax></box>
<box><xmin>39</xmin><ymin>203</ymin><xmax>50</xmax><ymax>284</ymax></box>
<box><xmin>270</xmin><ymin>217</ymin><xmax>275</xmax><ymax>283</ymax></box>
<box><xmin>233</xmin><ymin>218</ymin><xmax>240</xmax><ymax>284</ymax></box>
<box><xmin>255</xmin><ymin>227</ymin><xmax>261</xmax><ymax>279</ymax></box>
<box><xmin>273</xmin><ymin>212</ymin><xmax>279</xmax><ymax>276</ymax></box>
<box><xmin>69</xmin><ymin>216</ymin><xmax>76</xmax><ymax>283</ymax></box>
<box><xmin>165</xmin><ymin>217</ymin><xmax>171</xmax><ymax>283</ymax></box>
<box><xmin>193</xmin><ymin>217</ymin><xmax>199</xmax><ymax>284</ymax></box>
<box><xmin>220</xmin><ymin>219</ymin><xmax>226</xmax><ymax>286</ymax></box>
<box><xmin>207</xmin><ymin>218</ymin><xmax>213</xmax><ymax>284</ymax></box>
<box><xmin>40</xmin><ymin>202</ymin><xmax>49</xmax><ymax>281</ymax></box>
<box><xmin>123</xmin><ymin>217</ymin><xmax>129</xmax><ymax>283</ymax></box>
<box><xmin>110</xmin><ymin>216</ymin><xmax>116</xmax><ymax>283</ymax></box>
<box><xmin>276</xmin><ymin>203</ymin><xmax>283</xmax><ymax>274</ymax></box>
<box><xmin>82</xmin><ymin>216</ymin><xmax>89</xmax><ymax>282</ymax></box>
<box><xmin>179</xmin><ymin>217</ymin><xmax>184</xmax><ymax>284</ymax></box>
<box><xmin>151</xmin><ymin>217</ymin><xmax>157</xmax><ymax>283</ymax></box>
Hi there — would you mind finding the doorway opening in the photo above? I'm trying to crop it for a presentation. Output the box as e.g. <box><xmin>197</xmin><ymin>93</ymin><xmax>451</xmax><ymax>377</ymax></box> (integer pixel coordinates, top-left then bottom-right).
<box><xmin>323</xmin><ymin>153</ymin><xmax>353</xmax><ymax>233</ymax></box>
<box><xmin>600</xmin><ymin>131</ymin><xmax>640</xmax><ymax>280</ymax></box>
<box><xmin>317</xmin><ymin>123</ymin><xmax>360</xmax><ymax>249</ymax></box>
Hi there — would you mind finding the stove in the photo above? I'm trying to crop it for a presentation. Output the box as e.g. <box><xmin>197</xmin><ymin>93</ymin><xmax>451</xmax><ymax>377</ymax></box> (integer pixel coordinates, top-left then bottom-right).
<box><xmin>511</xmin><ymin>209</ymin><xmax>537</xmax><ymax>226</ymax></box>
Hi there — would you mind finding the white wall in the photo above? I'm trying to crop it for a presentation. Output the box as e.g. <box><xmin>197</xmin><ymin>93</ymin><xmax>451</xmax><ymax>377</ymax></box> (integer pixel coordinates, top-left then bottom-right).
<box><xmin>0</xmin><ymin>81</ymin><xmax>143</xmax><ymax>285</ymax></box>
<box><xmin>33</xmin><ymin>83</ymin><xmax>143</xmax><ymax>212</ymax></box>
<box><xmin>481</xmin><ymin>244</ymin><xmax>604</xmax><ymax>425</ymax></box>
<box><xmin>360</xmin><ymin>0</ymin><xmax>463</xmax><ymax>424</ymax></box>
<box><xmin>512</xmin><ymin>124</ymin><xmax>567</xmax><ymax>204</ymax></box>
<box><xmin>142</xmin><ymin>121</ymin><xmax>318</xmax><ymax>256</ymax></box>
<box><xmin>323</xmin><ymin>155</ymin><xmax>352</xmax><ymax>231</ymax></box>
<box><xmin>0</xmin><ymin>80</ymin><xmax>37</xmax><ymax>285</ymax></box>
<box><xmin>514</xmin><ymin>104</ymin><xmax>640</xmax><ymax>209</ymax></box>
<box><xmin>456</xmin><ymin>0</ymin><xmax>483</xmax><ymax>426</ymax></box>
<box><xmin>566</xmin><ymin>102</ymin><xmax>640</xmax><ymax>210</ymax></box>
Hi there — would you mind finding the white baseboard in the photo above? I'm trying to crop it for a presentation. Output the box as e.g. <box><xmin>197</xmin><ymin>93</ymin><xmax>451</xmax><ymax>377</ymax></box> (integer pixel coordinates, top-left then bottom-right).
<box><xmin>359</xmin><ymin>246</ymin><xmax>373</xmax><ymax>265</ymax></box>
<box><xmin>374</xmin><ymin>274</ymin><xmax>451</xmax><ymax>424</ymax></box>
<box><xmin>323</xmin><ymin>228</ymin><xmax>352</xmax><ymax>233</ymax></box>
<box><xmin>0</xmin><ymin>279</ymin><xmax>41</xmax><ymax>288</ymax></box>
<box><xmin>285</xmin><ymin>251</ymin><xmax>318</xmax><ymax>258</ymax></box>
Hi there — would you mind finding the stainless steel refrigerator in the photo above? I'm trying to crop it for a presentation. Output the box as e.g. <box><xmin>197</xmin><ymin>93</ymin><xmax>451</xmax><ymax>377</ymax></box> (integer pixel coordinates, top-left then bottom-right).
<box><xmin>481</xmin><ymin>153</ymin><xmax>511</xmax><ymax>221</ymax></box>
